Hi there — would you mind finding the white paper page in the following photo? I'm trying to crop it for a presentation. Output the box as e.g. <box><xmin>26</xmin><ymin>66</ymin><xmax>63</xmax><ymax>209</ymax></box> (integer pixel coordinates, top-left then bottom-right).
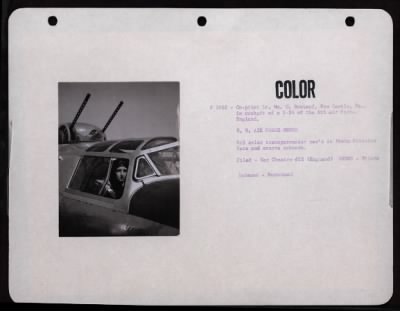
<box><xmin>9</xmin><ymin>9</ymin><xmax>392</xmax><ymax>305</ymax></box>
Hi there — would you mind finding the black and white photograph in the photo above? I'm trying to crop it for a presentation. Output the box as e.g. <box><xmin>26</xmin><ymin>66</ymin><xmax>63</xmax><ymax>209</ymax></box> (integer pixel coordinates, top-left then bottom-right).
<box><xmin>58</xmin><ymin>82</ymin><xmax>180</xmax><ymax>236</ymax></box>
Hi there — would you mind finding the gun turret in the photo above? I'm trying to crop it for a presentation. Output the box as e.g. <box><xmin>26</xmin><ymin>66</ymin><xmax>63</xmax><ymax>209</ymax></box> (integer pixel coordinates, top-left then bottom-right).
<box><xmin>58</xmin><ymin>94</ymin><xmax>123</xmax><ymax>145</ymax></box>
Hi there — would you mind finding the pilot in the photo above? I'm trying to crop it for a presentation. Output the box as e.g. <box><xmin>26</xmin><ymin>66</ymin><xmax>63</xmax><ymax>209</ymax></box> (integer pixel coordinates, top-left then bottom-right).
<box><xmin>104</xmin><ymin>159</ymin><xmax>128</xmax><ymax>199</ymax></box>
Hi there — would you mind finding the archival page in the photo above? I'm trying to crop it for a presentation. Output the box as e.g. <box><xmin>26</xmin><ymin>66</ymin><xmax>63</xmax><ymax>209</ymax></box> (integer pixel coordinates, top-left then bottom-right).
<box><xmin>9</xmin><ymin>9</ymin><xmax>392</xmax><ymax>305</ymax></box>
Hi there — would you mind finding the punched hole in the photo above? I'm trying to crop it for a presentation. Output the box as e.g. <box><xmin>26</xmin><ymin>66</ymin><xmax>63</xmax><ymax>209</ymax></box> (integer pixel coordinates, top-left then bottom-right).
<box><xmin>197</xmin><ymin>16</ymin><xmax>207</xmax><ymax>27</ymax></box>
<box><xmin>48</xmin><ymin>16</ymin><xmax>58</xmax><ymax>26</ymax></box>
<box><xmin>345</xmin><ymin>16</ymin><xmax>355</xmax><ymax>27</ymax></box>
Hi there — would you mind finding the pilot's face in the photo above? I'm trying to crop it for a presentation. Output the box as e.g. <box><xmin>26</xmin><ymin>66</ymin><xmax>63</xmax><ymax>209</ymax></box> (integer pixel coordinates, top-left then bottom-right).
<box><xmin>115</xmin><ymin>166</ymin><xmax>127</xmax><ymax>183</ymax></box>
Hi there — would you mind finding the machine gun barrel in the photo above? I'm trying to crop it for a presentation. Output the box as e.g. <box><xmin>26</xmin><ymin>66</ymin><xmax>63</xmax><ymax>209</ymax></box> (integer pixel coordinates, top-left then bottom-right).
<box><xmin>102</xmin><ymin>101</ymin><xmax>124</xmax><ymax>133</ymax></box>
<box><xmin>70</xmin><ymin>93</ymin><xmax>91</xmax><ymax>131</ymax></box>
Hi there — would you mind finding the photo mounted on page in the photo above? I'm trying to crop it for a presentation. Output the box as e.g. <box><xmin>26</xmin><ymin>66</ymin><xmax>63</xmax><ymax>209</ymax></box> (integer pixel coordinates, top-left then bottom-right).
<box><xmin>58</xmin><ymin>82</ymin><xmax>180</xmax><ymax>236</ymax></box>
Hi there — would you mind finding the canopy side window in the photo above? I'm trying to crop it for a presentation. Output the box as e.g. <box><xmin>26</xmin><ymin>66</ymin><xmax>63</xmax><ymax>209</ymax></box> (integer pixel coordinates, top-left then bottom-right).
<box><xmin>134</xmin><ymin>157</ymin><xmax>156</xmax><ymax>179</ymax></box>
<box><xmin>69</xmin><ymin>156</ymin><xmax>129</xmax><ymax>200</ymax></box>
<box><xmin>147</xmin><ymin>146</ymin><xmax>180</xmax><ymax>175</ymax></box>
<box><xmin>69</xmin><ymin>156</ymin><xmax>110</xmax><ymax>195</ymax></box>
